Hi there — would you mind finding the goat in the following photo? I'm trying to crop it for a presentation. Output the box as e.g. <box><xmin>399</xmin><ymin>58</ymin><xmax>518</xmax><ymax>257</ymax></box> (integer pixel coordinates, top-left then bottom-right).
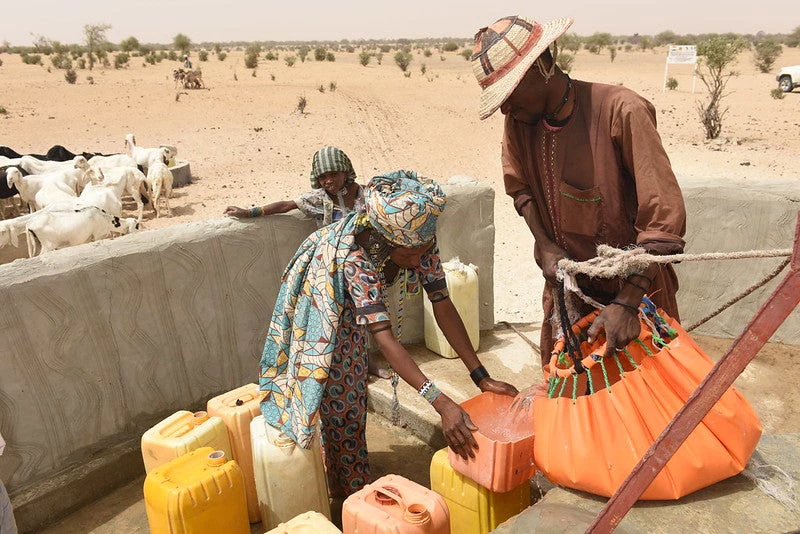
<box><xmin>19</xmin><ymin>155</ymin><xmax>88</xmax><ymax>176</ymax></box>
<box><xmin>78</xmin><ymin>182</ymin><xmax>123</xmax><ymax>217</ymax></box>
<box><xmin>144</xmin><ymin>148</ymin><xmax>173</xmax><ymax>218</ymax></box>
<box><xmin>93</xmin><ymin>166</ymin><xmax>146</xmax><ymax>223</ymax></box>
<box><xmin>123</xmin><ymin>134</ymin><xmax>175</xmax><ymax>174</ymax></box>
<box><xmin>25</xmin><ymin>204</ymin><xmax>139</xmax><ymax>257</ymax></box>
<box><xmin>7</xmin><ymin>163</ymin><xmax>92</xmax><ymax>211</ymax></box>
<box><xmin>88</xmin><ymin>153</ymin><xmax>138</xmax><ymax>171</ymax></box>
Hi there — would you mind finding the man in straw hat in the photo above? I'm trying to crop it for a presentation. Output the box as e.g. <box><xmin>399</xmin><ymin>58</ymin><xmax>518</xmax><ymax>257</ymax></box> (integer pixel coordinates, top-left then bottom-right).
<box><xmin>471</xmin><ymin>15</ymin><xmax>686</xmax><ymax>366</ymax></box>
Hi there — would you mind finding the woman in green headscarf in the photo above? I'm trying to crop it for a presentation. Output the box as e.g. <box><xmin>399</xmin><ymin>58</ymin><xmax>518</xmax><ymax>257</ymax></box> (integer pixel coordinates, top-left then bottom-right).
<box><xmin>259</xmin><ymin>170</ymin><xmax>518</xmax><ymax>498</ymax></box>
<box><xmin>224</xmin><ymin>145</ymin><xmax>364</xmax><ymax>228</ymax></box>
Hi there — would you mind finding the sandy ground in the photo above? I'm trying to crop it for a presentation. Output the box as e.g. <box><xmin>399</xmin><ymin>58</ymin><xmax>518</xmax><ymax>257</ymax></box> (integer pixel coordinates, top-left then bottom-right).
<box><xmin>1</xmin><ymin>45</ymin><xmax>798</xmax><ymax>323</ymax></box>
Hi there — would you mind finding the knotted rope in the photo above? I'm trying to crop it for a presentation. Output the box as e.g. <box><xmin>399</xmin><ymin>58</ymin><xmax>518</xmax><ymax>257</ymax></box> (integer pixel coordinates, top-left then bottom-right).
<box><xmin>555</xmin><ymin>245</ymin><xmax>793</xmax><ymax>333</ymax></box>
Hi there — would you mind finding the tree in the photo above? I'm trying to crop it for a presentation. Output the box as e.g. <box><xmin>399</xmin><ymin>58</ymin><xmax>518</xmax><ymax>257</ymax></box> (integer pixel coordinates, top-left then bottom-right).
<box><xmin>314</xmin><ymin>47</ymin><xmax>326</xmax><ymax>61</ymax></box>
<box><xmin>787</xmin><ymin>26</ymin><xmax>800</xmax><ymax>47</ymax></box>
<box><xmin>585</xmin><ymin>32</ymin><xmax>613</xmax><ymax>54</ymax></box>
<box><xmin>394</xmin><ymin>51</ymin><xmax>412</xmax><ymax>72</ymax></box>
<box><xmin>753</xmin><ymin>40</ymin><xmax>782</xmax><ymax>73</ymax></box>
<box><xmin>654</xmin><ymin>30</ymin><xmax>678</xmax><ymax>46</ymax></box>
<box><xmin>173</xmin><ymin>33</ymin><xmax>191</xmax><ymax>54</ymax></box>
<box><xmin>119</xmin><ymin>37</ymin><xmax>140</xmax><ymax>52</ymax></box>
<box><xmin>298</xmin><ymin>45</ymin><xmax>310</xmax><ymax>62</ymax></box>
<box><xmin>84</xmin><ymin>23</ymin><xmax>111</xmax><ymax>70</ymax></box>
<box><xmin>559</xmin><ymin>33</ymin><xmax>581</xmax><ymax>53</ymax></box>
<box><xmin>695</xmin><ymin>35</ymin><xmax>747</xmax><ymax>139</ymax></box>
<box><xmin>358</xmin><ymin>51</ymin><xmax>371</xmax><ymax>66</ymax></box>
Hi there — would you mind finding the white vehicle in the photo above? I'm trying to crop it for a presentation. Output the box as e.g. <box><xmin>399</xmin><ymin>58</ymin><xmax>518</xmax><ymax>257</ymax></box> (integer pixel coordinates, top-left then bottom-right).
<box><xmin>777</xmin><ymin>65</ymin><xmax>800</xmax><ymax>92</ymax></box>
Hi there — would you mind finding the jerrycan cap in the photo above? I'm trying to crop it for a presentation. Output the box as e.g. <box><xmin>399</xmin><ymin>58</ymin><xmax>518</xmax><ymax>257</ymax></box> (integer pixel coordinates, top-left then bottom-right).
<box><xmin>207</xmin><ymin>450</ymin><xmax>226</xmax><ymax>467</ymax></box>
<box><xmin>404</xmin><ymin>503</ymin><xmax>431</xmax><ymax>525</ymax></box>
<box><xmin>235</xmin><ymin>398</ymin><xmax>244</xmax><ymax>406</ymax></box>
<box><xmin>191</xmin><ymin>411</ymin><xmax>209</xmax><ymax>426</ymax></box>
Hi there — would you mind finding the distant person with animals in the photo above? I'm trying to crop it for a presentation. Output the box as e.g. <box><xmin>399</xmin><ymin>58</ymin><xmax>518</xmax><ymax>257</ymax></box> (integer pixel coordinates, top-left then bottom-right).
<box><xmin>470</xmin><ymin>14</ymin><xmax>686</xmax><ymax>366</ymax></box>
<box><xmin>183</xmin><ymin>54</ymin><xmax>192</xmax><ymax>70</ymax></box>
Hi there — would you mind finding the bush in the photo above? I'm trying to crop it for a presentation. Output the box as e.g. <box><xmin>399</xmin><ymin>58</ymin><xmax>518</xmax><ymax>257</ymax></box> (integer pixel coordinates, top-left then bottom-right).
<box><xmin>403</xmin><ymin>71</ymin><xmax>411</xmax><ymax>78</ymax></box>
<box><xmin>198</xmin><ymin>50</ymin><xmax>208</xmax><ymax>61</ymax></box>
<box><xmin>326</xmin><ymin>51</ymin><xmax>335</xmax><ymax>62</ymax></box>
<box><xmin>358</xmin><ymin>51</ymin><xmax>371</xmax><ymax>66</ymax></box>
<box><xmin>696</xmin><ymin>35</ymin><xmax>748</xmax><ymax>139</ymax></box>
<box><xmin>119</xmin><ymin>36</ymin><xmax>140</xmax><ymax>52</ymax></box>
<box><xmin>666</xmin><ymin>77</ymin><xmax>679</xmax><ymax>90</ymax></box>
<box><xmin>556</xmin><ymin>52</ymin><xmax>574</xmax><ymax>73</ymax></box>
<box><xmin>423</xmin><ymin>48</ymin><xmax>432</xmax><ymax>57</ymax></box>
<box><xmin>0</xmin><ymin>106</ymin><xmax>7</xmax><ymax>115</ymax></box>
<box><xmin>270</xmin><ymin>73</ymin><xmax>276</xmax><ymax>81</ymax></box>
<box><xmin>460</xmin><ymin>49</ymin><xmax>472</xmax><ymax>61</ymax></box>
<box><xmin>770</xmin><ymin>88</ymin><xmax>785</xmax><ymax>99</ymax></box>
<box><xmin>218</xmin><ymin>51</ymin><xmax>227</xmax><ymax>61</ymax></box>
<box><xmin>329</xmin><ymin>81</ymin><xmax>337</xmax><ymax>92</ymax></box>
<box><xmin>753</xmin><ymin>40</ymin><xmax>782</xmax><ymax>73</ymax></box>
<box><xmin>314</xmin><ymin>47</ymin><xmax>326</xmax><ymax>61</ymax></box>
<box><xmin>264</xmin><ymin>51</ymin><xmax>277</xmax><ymax>61</ymax></box>
<box><xmin>380</xmin><ymin>44</ymin><xmax>391</xmax><ymax>53</ymax></box>
<box><xmin>245</xmin><ymin>51</ymin><xmax>258</xmax><ymax>69</ymax></box>
<box><xmin>114</xmin><ymin>52</ymin><xmax>130</xmax><ymax>69</ymax></box>
<box><xmin>318</xmin><ymin>84</ymin><xmax>325</xmax><ymax>93</ymax></box>
<box><xmin>376</xmin><ymin>53</ymin><xmax>383</xmax><ymax>65</ymax></box>
<box><xmin>442</xmin><ymin>41</ymin><xmax>459</xmax><ymax>52</ymax></box>
<box><xmin>22</xmin><ymin>53</ymin><xmax>42</xmax><ymax>65</ymax></box>
<box><xmin>394</xmin><ymin>51</ymin><xmax>412</xmax><ymax>71</ymax></box>
<box><xmin>51</xmin><ymin>53</ymin><xmax>71</xmax><ymax>69</ymax></box>
<box><xmin>168</xmin><ymin>51</ymin><xmax>178</xmax><ymax>61</ymax></box>
<box><xmin>296</xmin><ymin>95</ymin><xmax>307</xmax><ymax>114</ymax></box>
<box><xmin>420</xmin><ymin>63</ymin><xmax>426</xmax><ymax>75</ymax></box>
<box><xmin>0</xmin><ymin>58</ymin><xmax>3</xmax><ymax>67</ymax></box>
<box><xmin>77</xmin><ymin>57</ymin><xmax>86</xmax><ymax>69</ymax></box>
<box><xmin>609</xmin><ymin>47</ymin><xmax>617</xmax><ymax>62</ymax></box>
<box><xmin>440</xmin><ymin>55</ymin><xmax>445</xmax><ymax>61</ymax></box>
<box><xmin>64</xmin><ymin>69</ymin><xmax>77</xmax><ymax>84</ymax></box>
<box><xmin>284</xmin><ymin>55</ymin><xmax>296</xmax><ymax>67</ymax></box>
<box><xmin>87</xmin><ymin>76</ymin><xmax>94</xmax><ymax>85</ymax></box>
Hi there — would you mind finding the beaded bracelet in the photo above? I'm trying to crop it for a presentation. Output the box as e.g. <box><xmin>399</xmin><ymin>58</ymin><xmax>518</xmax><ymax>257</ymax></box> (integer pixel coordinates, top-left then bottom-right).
<box><xmin>469</xmin><ymin>365</ymin><xmax>490</xmax><ymax>387</ymax></box>
<box><xmin>418</xmin><ymin>379</ymin><xmax>442</xmax><ymax>405</ymax></box>
<box><xmin>249</xmin><ymin>206</ymin><xmax>263</xmax><ymax>218</ymax></box>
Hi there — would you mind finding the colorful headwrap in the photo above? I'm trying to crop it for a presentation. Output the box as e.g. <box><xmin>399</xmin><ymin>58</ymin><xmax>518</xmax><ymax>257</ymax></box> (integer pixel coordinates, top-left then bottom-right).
<box><xmin>366</xmin><ymin>170</ymin><xmax>447</xmax><ymax>247</ymax></box>
<box><xmin>310</xmin><ymin>146</ymin><xmax>357</xmax><ymax>189</ymax></box>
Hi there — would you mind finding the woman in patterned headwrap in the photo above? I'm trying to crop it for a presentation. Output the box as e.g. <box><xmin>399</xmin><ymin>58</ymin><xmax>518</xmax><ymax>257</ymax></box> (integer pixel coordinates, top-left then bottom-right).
<box><xmin>224</xmin><ymin>146</ymin><xmax>364</xmax><ymax>228</ymax></box>
<box><xmin>258</xmin><ymin>170</ymin><xmax>518</xmax><ymax>498</ymax></box>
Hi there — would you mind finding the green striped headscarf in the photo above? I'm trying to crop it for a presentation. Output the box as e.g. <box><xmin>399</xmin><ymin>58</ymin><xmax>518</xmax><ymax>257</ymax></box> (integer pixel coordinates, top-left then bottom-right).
<box><xmin>309</xmin><ymin>146</ymin><xmax>357</xmax><ymax>189</ymax></box>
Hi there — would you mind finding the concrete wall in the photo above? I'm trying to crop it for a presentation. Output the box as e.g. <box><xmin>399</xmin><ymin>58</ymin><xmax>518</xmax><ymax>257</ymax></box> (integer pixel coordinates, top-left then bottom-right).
<box><xmin>678</xmin><ymin>179</ymin><xmax>799</xmax><ymax>344</ymax></box>
<box><xmin>0</xmin><ymin>181</ymin><xmax>494</xmax><ymax>493</ymax></box>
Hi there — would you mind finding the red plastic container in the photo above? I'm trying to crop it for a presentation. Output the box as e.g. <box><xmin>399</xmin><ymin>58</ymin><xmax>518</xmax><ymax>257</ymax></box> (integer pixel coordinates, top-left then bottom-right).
<box><xmin>342</xmin><ymin>474</ymin><xmax>449</xmax><ymax>534</ymax></box>
<box><xmin>448</xmin><ymin>392</ymin><xmax>535</xmax><ymax>492</ymax></box>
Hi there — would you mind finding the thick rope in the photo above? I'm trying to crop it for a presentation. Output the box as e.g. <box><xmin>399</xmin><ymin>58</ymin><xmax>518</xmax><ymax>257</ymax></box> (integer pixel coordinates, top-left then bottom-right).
<box><xmin>557</xmin><ymin>245</ymin><xmax>792</xmax><ymax>280</ymax></box>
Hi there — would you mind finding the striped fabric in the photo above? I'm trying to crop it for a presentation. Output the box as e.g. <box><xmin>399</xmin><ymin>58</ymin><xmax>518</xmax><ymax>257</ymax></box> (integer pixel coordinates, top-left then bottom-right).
<box><xmin>309</xmin><ymin>146</ymin><xmax>357</xmax><ymax>189</ymax></box>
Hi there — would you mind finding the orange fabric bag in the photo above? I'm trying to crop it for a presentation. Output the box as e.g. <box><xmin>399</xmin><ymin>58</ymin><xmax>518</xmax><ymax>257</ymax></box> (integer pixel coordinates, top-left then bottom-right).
<box><xmin>533</xmin><ymin>302</ymin><xmax>762</xmax><ymax>500</ymax></box>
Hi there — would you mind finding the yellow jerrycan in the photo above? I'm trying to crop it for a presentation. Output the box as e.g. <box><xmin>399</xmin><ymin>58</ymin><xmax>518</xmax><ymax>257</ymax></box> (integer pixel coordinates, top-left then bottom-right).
<box><xmin>144</xmin><ymin>447</ymin><xmax>249</xmax><ymax>534</ymax></box>
<box><xmin>250</xmin><ymin>415</ymin><xmax>331</xmax><ymax>529</ymax></box>
<box><xmin>265</xmin><ymin>510</ymin><xmax>343</xmax><ymax>533</ymax></box>
<box><xmin>207</xmin><ymin>383</ymin><xmax>263</xmax><ymax>523</ymax></box>
<box><xmin>141</xmin><ymin>410</ymin><xmax>233</xmax><ymax>473</ymax></box>
<box><xmin>424</xmin><ymin>257</ymin><xmax>479</xmax><ymax>358</ymax></box>
<box><xmin>429</xmin><ymin>448</ymin><xmax>530</xmax><ymax>534</ymax></box>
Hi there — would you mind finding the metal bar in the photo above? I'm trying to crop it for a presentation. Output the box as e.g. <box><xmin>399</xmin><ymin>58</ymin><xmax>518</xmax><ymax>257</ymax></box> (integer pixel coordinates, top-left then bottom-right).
<box><xmin>588</xmin><ymin>212</ymin><xmax>800</xmax><ymax>533</ymax></box>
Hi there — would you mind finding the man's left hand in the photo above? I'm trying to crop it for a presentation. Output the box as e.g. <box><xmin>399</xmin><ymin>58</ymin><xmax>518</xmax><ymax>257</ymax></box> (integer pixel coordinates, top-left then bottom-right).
<box><xmin>587</xmin><ymin>302</ymin><xmax>641</xmax><ymax>358</ymax></box>
<box><xmin>478</xmin><ymin>377</ymin><xmax>519</xmax><ymax>397</ymax></box>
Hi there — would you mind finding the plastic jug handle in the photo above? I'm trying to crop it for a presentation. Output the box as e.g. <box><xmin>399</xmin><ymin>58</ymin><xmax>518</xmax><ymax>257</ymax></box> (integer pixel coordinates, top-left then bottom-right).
<box><xmin>373</xmin><ymin>486</ymin><xmax>405</xmax><ymax>509</ymax></box>
<box><xmin>374</xmin><ymin>487</ymin><xmax>432</xmax><ymax>525</ymax></box>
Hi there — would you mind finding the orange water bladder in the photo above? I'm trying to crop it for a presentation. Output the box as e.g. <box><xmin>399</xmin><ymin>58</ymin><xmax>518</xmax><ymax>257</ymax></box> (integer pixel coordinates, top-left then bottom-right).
<box><xmin>533</xmin><ymin>303</ymin><xmax>762</xmax><ymax>500</ymax></box>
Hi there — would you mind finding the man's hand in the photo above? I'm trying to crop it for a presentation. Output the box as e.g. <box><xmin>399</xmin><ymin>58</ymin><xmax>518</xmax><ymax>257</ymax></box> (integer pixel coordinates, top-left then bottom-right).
<box><xmin>539</xmin><ymin>243</ymin><xmax>568</xmax><ymax>286</ymax></box>
<box><xmin>587</xmin><ymin>302</ymin><xmax>641</xmax><ymax>358</ymax></box>
<box><xmin>478</xmin><ymin>377</ymin><xmax>519</xmax><ymax>397</ymax></box>
<box><xmin>223</xmin><ymin>206</ymin><xmax>248</xmax><ymax>218</ymax></box>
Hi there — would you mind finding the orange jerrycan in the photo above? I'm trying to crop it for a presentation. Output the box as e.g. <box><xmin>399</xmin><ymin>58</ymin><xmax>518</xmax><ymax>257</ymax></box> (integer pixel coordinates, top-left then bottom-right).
<box><xmin>448</xmin><ymin>392</ymin><xmax>535</xmax><ymax>492</ymax></box>
<box><xmin>430</xmin><ymin>448</ymin><xmax>529</xmax><ymax>534</ymax></box>
<box><xmin>141</xmin><ymin>410</ymin><xmax>233</xmax><ymax>473</ymax></box>
<box><xmin>207</xmin><ymin>383</ymin><xmax>262</xmax><ymax>523</ymax></box>
<box><xmin>143</xmin><ymin>447</ymin><xmax>250</xmax><ymax>534</ymax></box>
<box><xmin>250</xmin><ymin>415</ymin><xmax>331</xmax><ymax>529</ymax></box>
<box><xmin>342</xmin><ymin>474</ymin><xmax>450</xmax><ymax>534</ymax></box>
<box><xmin>265</xmin><ymin>510</ymin><xmax>343</xmax><ymax>533</ymax></box>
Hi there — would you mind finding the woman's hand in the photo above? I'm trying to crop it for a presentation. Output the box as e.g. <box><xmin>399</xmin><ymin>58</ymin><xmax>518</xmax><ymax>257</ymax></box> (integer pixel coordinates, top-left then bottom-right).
<box><xmin>433</xmin><ymin>395</ymin><xmax>478</xmax><ymax>460</ymax></box>
<box><xmin>510</xmin><ymin>381</ymin><xmax>548</xmax><ymax>414</ymax></box>
<box><xmin>223</xmin><ymin>206</ymin><xmax>248</xmax><ymax>218</ymax></box>
<box><xmin>478</xmin><ymin>377</ymin><xmax>519</xmax><ymax>397</ymax></box>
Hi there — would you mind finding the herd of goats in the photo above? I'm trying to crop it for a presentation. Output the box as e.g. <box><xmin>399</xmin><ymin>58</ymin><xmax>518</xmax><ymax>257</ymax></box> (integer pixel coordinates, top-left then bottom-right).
<box><xmin>0</xmin><ymin>134</ymin><xmax>175</xmax><ymax>258</ymax></box>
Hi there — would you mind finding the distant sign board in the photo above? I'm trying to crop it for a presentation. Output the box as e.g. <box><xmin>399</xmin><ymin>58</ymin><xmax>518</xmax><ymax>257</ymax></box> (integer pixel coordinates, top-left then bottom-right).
<box><xmin>667</xmin><ymin>45</ymin><xmax>697</xmax><ymax>65</ymax></box>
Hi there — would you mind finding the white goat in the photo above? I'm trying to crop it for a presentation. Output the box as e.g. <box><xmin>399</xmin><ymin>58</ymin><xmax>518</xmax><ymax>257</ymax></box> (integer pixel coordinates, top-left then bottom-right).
<box><xmin>88</xmin><ymin>153</ymin><xmax>138</xmax><ymax>171</ymax></box>
<box><xmin>144</xmin><ymin>148</ymin><xmax>173</xmax><ymax>218</ymax></box>
<box><xmin>0</xmin><ymin>213</ymin><xmax>35</xmax><ymax>249</ymax></box>
<box><xmin>93</xmin><ymin>166</ymin><xmax>146</xmax><ymax>223</ymax></box>
<box><xmin>6</xmin><ymin>162</ymin><xmax>91</xmax><ymax>211</ymax></box>
<box><xmin>33</xmin><ymin>181</ymin><xmax>76</xmax><ymax>210</ymax></box>
<box><xmin>19</xmin><ymin>155</ymin><xmax>88</xmax><ymax>175</ymax></box>
<box><xmin>78</xmin><ymin>182</ymin><xmax>123</xmax><ymax>217</ymax></box>
<box><xmin>124</xmin><ymin>134</ymin><xmax>174</xmax><ymax>174</ymax></box>
<box><xmin>25</xmin><ymin>204</ymin><xmax>139</xmax><ymax>257</ymax></box>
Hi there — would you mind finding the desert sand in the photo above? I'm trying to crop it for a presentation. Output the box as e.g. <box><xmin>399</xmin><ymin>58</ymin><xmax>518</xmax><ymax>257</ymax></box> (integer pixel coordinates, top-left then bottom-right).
<box><xmin>1</xmin><ymin>45</ymin><xmax>799</xmax><ymax>323</ymax></box>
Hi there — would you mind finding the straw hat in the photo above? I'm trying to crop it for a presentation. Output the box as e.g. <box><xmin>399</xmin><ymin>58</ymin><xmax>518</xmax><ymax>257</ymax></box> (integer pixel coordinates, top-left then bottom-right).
<box><xmin>472</xmin><ymin>15</ymin><xmax>573</xmax><ymax>120</ymax></box>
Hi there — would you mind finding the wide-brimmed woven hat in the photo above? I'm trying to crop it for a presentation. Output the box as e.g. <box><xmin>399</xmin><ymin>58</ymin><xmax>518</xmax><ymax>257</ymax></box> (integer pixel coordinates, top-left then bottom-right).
<box><xmin>472</xmin><ymin>15</ymin><xmax>573</xmax><ymax>120</ymax></box>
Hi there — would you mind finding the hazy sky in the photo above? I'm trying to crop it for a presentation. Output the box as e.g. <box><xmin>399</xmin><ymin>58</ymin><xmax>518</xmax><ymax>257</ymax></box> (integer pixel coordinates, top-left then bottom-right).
<box><xmin>2</xmin><ymin>1</ymin><xmax>796</xmax><ymax>46</ymax></box>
